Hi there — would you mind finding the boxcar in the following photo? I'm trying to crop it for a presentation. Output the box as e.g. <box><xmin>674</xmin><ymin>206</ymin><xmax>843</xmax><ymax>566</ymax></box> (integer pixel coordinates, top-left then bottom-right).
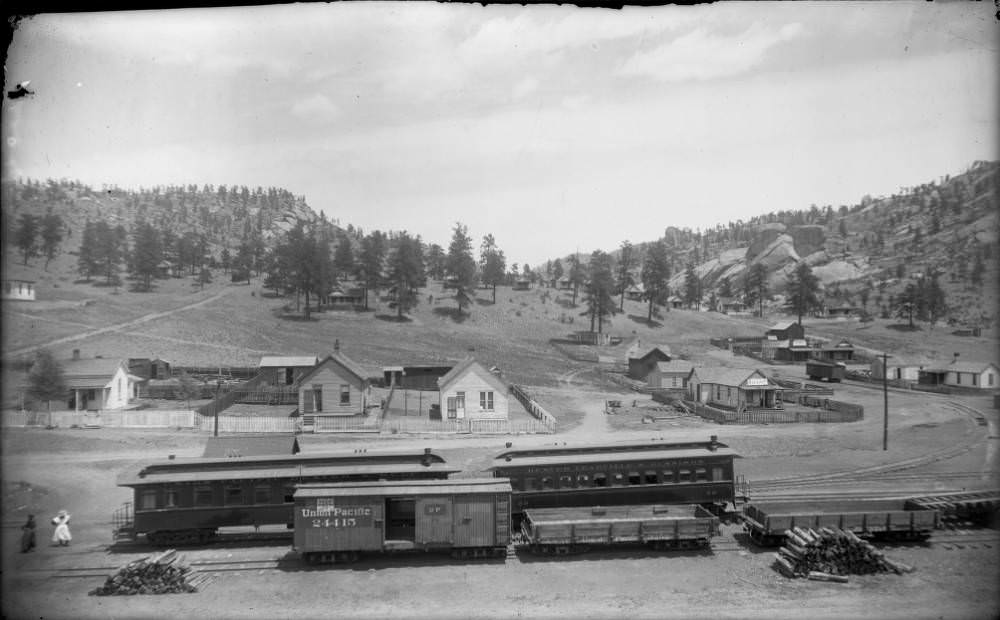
<box><xmin>114</xmin><ymin>447</ymin><xmax>457</xmax><ymax>546</ymax></box>
<box><xmin>742</xmin><ymin>499</ymin><xmax>940</xmax><ymax>546</ymax></box>
<box><xmin>805</xmin><ymin>359</ymin><xmax>846</xmax><ymax>382</ymax></box>
<box><xmin>491</xmin><ymin>436</ymin><xmax>739</xmax><ymax>520</ymax></box>
<box><xmin>294</xmin><ymin>478</ymin><xmax>512</xmax><ymax>563</ymax></box>
<box><xmin>521</xmin><ymin>504</ymin><xmax>719</xmax><ymax>554</ymax></box>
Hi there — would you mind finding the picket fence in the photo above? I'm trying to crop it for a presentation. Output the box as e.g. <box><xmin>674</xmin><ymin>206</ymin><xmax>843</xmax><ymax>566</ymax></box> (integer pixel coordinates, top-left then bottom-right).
<box><xmin>509</xmin><ymin>385</ymin><xmax>558</xmax><ymax>429</ymax></box>
<box><xmin>2</xmin><ymin>409</ymin><xmax>196</xmax><ymax>428</ymax></box>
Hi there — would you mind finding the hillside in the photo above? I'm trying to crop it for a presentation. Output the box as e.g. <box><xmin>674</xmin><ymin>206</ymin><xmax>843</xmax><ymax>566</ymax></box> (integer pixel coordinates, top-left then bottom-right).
<box><xmin>546</xmin><ymin>161</ymin><xmax>999</xmax><ymax>329</ymax></box>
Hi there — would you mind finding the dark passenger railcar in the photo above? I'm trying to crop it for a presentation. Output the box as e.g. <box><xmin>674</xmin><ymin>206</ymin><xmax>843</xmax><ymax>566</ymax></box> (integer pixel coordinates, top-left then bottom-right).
<box><xmin>114</xmin><ymin>447</ymin><xmax>457</xmax><ymax>546</ymax></box>
<box><xmin>490</xmin><ymin>436</ymin><xmax>739</xmax><ymax>519</ymax></box>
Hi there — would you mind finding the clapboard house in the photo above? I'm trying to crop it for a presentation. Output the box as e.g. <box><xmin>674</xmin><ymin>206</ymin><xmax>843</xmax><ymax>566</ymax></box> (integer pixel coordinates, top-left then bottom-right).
<box><xmin>689</xmin><ymin>367</ymin><xmax>782</xmax><ymax>411</ymax></box>
<box><xmin>437</xmin><ymin>359</ymin><xmax>509</xmax><ymax>420</ymax></box>
<box><xmin>297</xmin><ymin>353</ymin><xmax>371</xmax><ymax>417</ymax></box>
<box><xmin>918</xmin><ymin>360</ymin><xmax>1000</xmax><ymax>390</ymax></box>
<box><xmin>766</xmin><ymin>321</ymin><xmax>805</xmax><ymax>342</ymax></box>
<box><xmin>62</xmin><ymin>353</ymin><xmax>141</xmax><ymax>411</ymax></box>
<box><xmin>645</xmin><ymin>360</ymin><xmax>695</xmax><ymax>390</ymax></box>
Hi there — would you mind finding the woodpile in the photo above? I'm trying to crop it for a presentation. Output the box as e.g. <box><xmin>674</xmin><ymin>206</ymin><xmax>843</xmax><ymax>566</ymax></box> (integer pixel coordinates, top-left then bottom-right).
<box><xmin>89</xmin><ymin>549</ymin><xmax>209</xmax><ymax>595</ymax></box>
<box><xmin>772</xmin><ymin>526</ymin><xmax>914</xmax><ymax>582</ymax></box>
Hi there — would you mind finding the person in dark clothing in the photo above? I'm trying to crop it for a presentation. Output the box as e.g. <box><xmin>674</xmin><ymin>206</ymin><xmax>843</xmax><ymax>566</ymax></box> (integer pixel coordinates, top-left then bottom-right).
<box><xmin>21</xmin><ymin>515</ymin><xmax>36</xmax><ymax>552</ymax></box>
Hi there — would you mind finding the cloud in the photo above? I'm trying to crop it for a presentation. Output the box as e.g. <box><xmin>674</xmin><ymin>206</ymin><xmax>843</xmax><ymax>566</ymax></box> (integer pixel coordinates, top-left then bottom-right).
<box><xmin>291</xmin><ymin>94</ymin><xmax>339</xmax><ymax>123</ymax></box>
<box><xmin>512</xmin><ymin>77</ymin><xmax>539</xmax><ymax>100</ymax></box>
<box><xmin>619</xmin><ymin>21</ymin><xmax>804</xmax><ymax>82</ymax></box>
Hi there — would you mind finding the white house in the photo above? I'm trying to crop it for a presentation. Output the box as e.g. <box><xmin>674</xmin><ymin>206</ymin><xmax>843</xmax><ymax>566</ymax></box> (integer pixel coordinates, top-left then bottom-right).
<box><xmin>296</xmin><ymin>352</ymin><xmax>371</xmax><ymax>417</ymax></box>
<box><xmin>437</xmin><ymin>359</ymin><xmax>509</xmax><ymax>420</ymax></box>
<box><xmin>62</xmin><ymin>357</ymin><xmax>140</xmax><ymax>411</ymax></box>
<box><xmin>919</xmin><ymin>361</ymin><xmax>1000</xmax><ymax>390</ymax></box>
<box><xmin>2</xmin><ymin>279</ymin><xmax>36</xmax><ymax>301</ymax></box>
<box><xmin>870</xmin><ymin>356</ymin><xmax>933</xmax><ymax>382</ymax></box>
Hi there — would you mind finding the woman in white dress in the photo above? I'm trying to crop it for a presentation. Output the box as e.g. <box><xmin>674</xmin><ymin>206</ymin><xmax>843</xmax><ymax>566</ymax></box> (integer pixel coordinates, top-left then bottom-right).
<box><xmin>51</xmin><ymin>510</ymin><xmax>71</xmax><ymax>546</ymax></box>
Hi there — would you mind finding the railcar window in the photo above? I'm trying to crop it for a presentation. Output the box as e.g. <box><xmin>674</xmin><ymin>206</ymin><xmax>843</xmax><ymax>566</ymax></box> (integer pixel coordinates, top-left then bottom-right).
<box><xmin>695</xmin><ymin>468</ymin><xmax>708</xmax><ymax>482</ymax></box>
<box><xmin>254</xmin><ymin>485</ymin><xmax>271</xmax><ymax>504</ymax></box>
<box><xmin>593</xmin><ymin>474</ymin><xmax>607</xmax><ymax>487</ymax></box>
<box><xmin>577</xmin><ymin>474</ymin><xmax>590</xmax><ymax>485</ymax></box>
<box><xmin>628</xmin><ymin>472</ymin><xmax>641</xmax><ymax>485</ymax></box>
<box><xmin>140</xmin><ymin>490</ymin><xmax>157</xmax><ymax>510</ymax></box>
<box><xmin>644</xmin><ymin>471</ymin><xmax>658</xmax><ymax>484</ymax></box>
<box><xmin>613</xmin><ymin>473</ymin><xmax>625</xmax><ymax>486</ymax></box>
<box><xmin>712</xmin><ymin>467</ymin><xmax>725</xmax><ymax>482</ymax></box>
<box><xmin>283</xmin><ymin>487</ymin><xmax>295</xmax><ymax>503</ymax></box>
<box><xmin>662</xmin><ymin>470</ymin><xmax>674</xmax><ymax>483</ymax></box>
<box><xmin>165</xmin><ymin>490</ymin><xmax>178</xmax><ymax>508</ymax></box>
<box><xmin>225</xmin><ymin>486</ymin><xmax>243</xmax><ymax>505</ymax></box>
<box><xmin>559</xmin><ymin>475</ymin><xmax>573</xmax><ymax>488</ymax></box>
<box><xmin>679</xmin><ymin>470</ymin><xmax>691</xmax><ymax>483</ymax></box>
<box><xmin>195</xmin><ymin>487</ymin><xmax>213</xmax><ymax>507</ymax></box>
<box><xmin>542</xmin><ymin>477</ymin><xmax>554</xmax><ymax>489</ymax></box>
<box><xmin>527</xmin><ymin>478</ymin><xmax>539</xmax><ymax>491</ymax></box>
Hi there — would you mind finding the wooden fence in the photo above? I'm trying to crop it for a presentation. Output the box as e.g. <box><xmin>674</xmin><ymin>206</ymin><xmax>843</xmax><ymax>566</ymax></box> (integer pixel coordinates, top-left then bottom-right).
<box><xmin>313</xmin><ymin>415</ymin><xmax>381</xmax><ymax>434</ymax></box>
<box><xmin>193</xmin><ymin>414</ymin><xmax>298</xmax><ymax>433</ymax></box>
<box><xmin>510</xmin><ymin>385</ymin><xmax>558</xmax><ymax>429</ymax></box>
<box><xmin>3</xmin><ymin>409</ymin><xmax>196</xmax><ymax>428</ymax></box>
<box><xmin>683</xmin><ymin>399</ymin><xmax>863</xmax><ymax>425</ymax></box>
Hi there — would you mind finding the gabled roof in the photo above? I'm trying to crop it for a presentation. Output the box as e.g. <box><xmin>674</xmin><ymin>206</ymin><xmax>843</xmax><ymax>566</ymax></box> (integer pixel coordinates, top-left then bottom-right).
<box><xmin>298</xmin><ymin>352</ymin><xmax>370</xmax><ymax>384</ymax></box>
<box><xmin>924</xmin><ymin>361</ymin><xmax>1000</xmax><ymax>374</ymax></box>
<box><xmin>202</xmin><ymin>434</ymin><xmax>300</xmax><ymax>458</ymax></box>
<box><xmin>437</xmin><ymin>358</ymin><xmax>507</xmax><ymax>393</ymax></box>
<box><xmin>654</xmin><ymin>360</ymin><xmax>696</xmax><ymax>374</ymax></box>
<box><xmin>768</xmin><ymin>321</ymin><xmax>796</xmax><ymax>331</ymax></box>
<box><xmin>630</xmin><ymin>345</ymin><xmax>671</xmax><ymax>362</ymax></box>
<box><xmin>259</xmin><ymin>355</ymin><xmax>319</xmax><ymax>368</ymax></box>
<box><xmin>691</xmin><ymin>367</ymin><xmax>770</xmax><ymax>387</ymax></box>
<box><xmin>62</xmin><ymin>358</ymin><xmax>126</xmax><ymax>378</ymax></box>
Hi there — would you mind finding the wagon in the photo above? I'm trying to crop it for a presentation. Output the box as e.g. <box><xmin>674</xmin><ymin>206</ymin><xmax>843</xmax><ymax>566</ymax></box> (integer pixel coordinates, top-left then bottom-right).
<box><xmin>742</xmin><ymin>499</ymin><xmax>940</xmax><ymax>546</ymax></box>
<box><xmin>520</xmin><ymin>504</ymin><xmax>719</xmax><ymax>554</ymax></box>
<box><xmin>294</xmin><ymin>478</ymin><xmax>512</xmax><ymax>563</ymax></box>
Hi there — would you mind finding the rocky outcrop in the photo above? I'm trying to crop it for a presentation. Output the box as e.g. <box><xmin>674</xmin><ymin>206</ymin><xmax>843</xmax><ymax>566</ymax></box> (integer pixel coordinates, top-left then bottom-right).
<box><xmin>748</xmin><ymin>223</ymin><xmax>787</xmax><ymax>258</ymax></box>
<box><xmin>750</xmin><ymin>234</ymin><xmax>800</xmax><ymax>270</ymax></box>
<box><xmin>789</xmin><ymin>225</ymin><xmax>826</xmax><ymax>257</ymax></box>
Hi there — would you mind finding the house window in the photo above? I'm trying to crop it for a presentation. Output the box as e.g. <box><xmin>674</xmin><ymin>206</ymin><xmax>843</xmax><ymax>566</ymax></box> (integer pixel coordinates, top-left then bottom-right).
<box><xmin>973</xmin><ymin>374</ymin><xmax>978</xmax><ymax>386</ymax></box>
<box><xmin>140</xmin><ymin>490</ymin><xmax>157</xmax><ymax>510</ymax></box>
<box><xmin>254</xmin><ymin>485</ymin><xmax>271</xmax><ymax>504</ymax></box>
<box><xmin>195</xmin><ymin>486</ymin><xmax>214</xmax><ymax>507</ymax></box>
<box><xmin>456</xmin><ymin>392</ymin><xmax>465</xmax><ymax>409</ymax></box>
<box><xmin>165</xmin><ymin>489</ymin><xmax>179</xmax><ymax>508</ymax></box>
<box><xmin>956</xmin><ymin>373</ymin><xmax>961</xmax><ymax>385</ymax></box>
<box><xmin>613</xmin><ymin>473</ymin><xmax>625</xmax><ymax>486</ymax></box>
<box><xmin>990</xmin><ymin>374</ymin><xmax>995</xmax><ymax>386</ymax></box>
<box><xmin>340</xmin><ymin>384</ymin><xmax>350</xmax><ymax>405</ymax></box>
<box><xmin>479</xmin><ymin>391</ymin><xmax>494</xmax><ymax>411</ymax></box>
<box><xmin>313</xmin><ymin>385</ymin><xmax>323</xmax><ymax>412</ymax></box>
<box><xmin>527</xmin><ymin>478</ymin><xmax>539</xmax><ymax>490</ymax></box>
<box><xmin>225</xmin><ymin>486</ymin><xmax>243</xmax><ymax>505</ymax></box>
<box><xmin>541</xmin><ymin>477</ymin><xmax>554</xmax><ymax>489</ymax></box>
<box><xmin>283</xmin><ymin>487</ymin><xmax>295</xmax><ymax>503</ymax></box>
<box><xmin>284</xmin><ymin>368</ymin><xmax>294</xmax><ymax>385</ymax></box>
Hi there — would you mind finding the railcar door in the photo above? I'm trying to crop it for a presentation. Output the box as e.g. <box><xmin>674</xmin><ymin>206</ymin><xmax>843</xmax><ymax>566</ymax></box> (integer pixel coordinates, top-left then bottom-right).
<box><xmin>415</xmin><ymin>496</ymin><xmax>452</xmax><ymax>544</ymax></box>
<box><xmin>386</xmin><ymin>498</ymin><xmax>416</xmax><ymax>541</ymax></box>
<box><xmin>453</xmin><ymin>496</ymin><xmax>495</xmax><ymax>547</ymax></box>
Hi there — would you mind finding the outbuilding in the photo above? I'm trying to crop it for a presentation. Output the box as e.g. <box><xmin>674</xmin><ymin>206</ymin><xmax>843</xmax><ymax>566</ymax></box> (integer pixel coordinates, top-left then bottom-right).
<box><xmin>811</xmin><ymin>340</ymin><xmax>855</xmax><ymax>362</ymax></box>
<box><xmin>918</xmin><ymin>361</ymin><xmax>1000</xmax><ymax>390</ymax></box>
<box><xmin>627</xmin><ymin>345</ymin><xmax>673</xmax><ymax>380</ymax></box>
<box><xmin>688</xmin><ymin>367</ymin><xmax>783</xmax><ymax>411</ymax></box>
<box><xmin>437</xmin><ymin>358</ymin><xmax>509</xmax><ymax>420</ymax></box>
<box><xmin>2</xmin><ymin>279</ymin><xmax>35</xmax><ymax>301</ymax></box>
<box><xmin>871</xmin><ymin>357</ymin><xmax>932</xmax><ymax>382</ymax></box>
<box><xmin>766</xmin><ymin>321</ymin><xmax>805</xmax><ymax>342</ymax></box>
<box><xmin>258</xmin><ymin>355</ymin><xmax>320</xmax><ymax>387</ymax></box>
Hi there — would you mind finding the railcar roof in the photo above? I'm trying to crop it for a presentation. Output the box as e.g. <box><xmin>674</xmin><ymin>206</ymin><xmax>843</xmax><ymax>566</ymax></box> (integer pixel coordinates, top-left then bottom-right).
<box><xmin>491</xmin><ymin>446</ymin><xmax>735</xmax><ymax>469</ymax></box>
<box><xmin>525</xmin><ymin>504</ymin><xmax>704</xmax><ymax>524</ymax></box>
<box><xmin>294</xmin><ymin>478</ymin><xmax>511</xmax><ymax>498</ymax></box>
<box><xmin>494</xmin><ymin>438</ymin><xmax>730</xmax><ymax>461</ymax></box>
<box><xmin>118</xmin><ymin>462</ymin><xmax>459</xmax><ymax>486</ymax></box>
<box><xmin>132</xmin><ymin>447</ymin><xmax>446</xmax><ymax>471</ymax></box>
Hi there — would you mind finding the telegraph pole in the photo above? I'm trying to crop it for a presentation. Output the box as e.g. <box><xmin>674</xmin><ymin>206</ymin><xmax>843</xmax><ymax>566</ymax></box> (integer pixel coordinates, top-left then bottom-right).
<box><xmin>881</xmin><ymin>352</ymin><xmax>891</xmax><ymax>451</ymax></box>
<box><xmin>214</xmin><ymin>379</ymin><xmax>222</xmax><ymax>437</ymax></box>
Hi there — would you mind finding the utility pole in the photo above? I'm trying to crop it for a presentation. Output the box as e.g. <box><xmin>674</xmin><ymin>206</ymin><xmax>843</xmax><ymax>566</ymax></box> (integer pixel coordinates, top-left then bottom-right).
<box><xmin>881</xmin><ymin>352</ymin><xmax>891</xmax><ymax>451</ymax></box>
<box><xmin>214</xmin><ymin>379</ymin><xmax>222</xmax><ymax>437</ymax></box>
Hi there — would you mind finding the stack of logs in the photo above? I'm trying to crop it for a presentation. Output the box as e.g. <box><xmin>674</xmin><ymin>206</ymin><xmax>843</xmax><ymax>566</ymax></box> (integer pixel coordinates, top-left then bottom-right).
<box><xmin>773</xmin><ymin>526</ymin><xmax>914</xmax><ymax>583</ymax></box>
<box><xmin>89</xmin><ymin>549</ymin><xmax>209</xmax><ymax>595</ymax></box>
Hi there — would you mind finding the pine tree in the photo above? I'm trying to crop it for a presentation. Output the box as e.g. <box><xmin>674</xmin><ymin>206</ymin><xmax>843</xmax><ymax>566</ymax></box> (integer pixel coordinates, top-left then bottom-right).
<box><xmin>479</xmin><ymin>234</ymin><xmax>506</xmax><ymax>304</ymax></box>
<box><xmin>333</xmin><ymin>234</ymin><xmax>354</xmax><ymax>280</ymax></box>
<box><xmin>77</xmin><ymin>220</ymin><xmax>98</xmax><ymax>282</ymax></box>
<box><xmin>130</xmin><ymin>220</ymin><xmax>162</xmax><ymax>291</ymax></box>
<box><xmin>356</xmin><ymin>231</ymin><xmax>388</xmax><ymax>310</ymax></box>
<box><xmin>26</xmin><ymin>349</ymin><xmax>66</xmax><ymax>423</ymax></box>
<box><xmin>640</xmin><ymin>240</ymin><xmax>670</xmax><ymax>322</ymax></box>
<box><xmin>387</xmin><ymin>232</ymin><xmax>424</xmax><ymax>319</ymax></box>
<box><xmin>786</xmin><ymin>261</ymin><xmax>822</xmax><ymax>325</ymax></box>
<box><xmin>15</xmin><ymin>213</ymin><xmax>39</xmax><ymax>265</ymax></box>
<box><xmin>584</xmin><ymin>250</ymin><xmax>616</xmax><ymax>334</ymax></box>
<box><xmin>445</xmin><ymin>222</ymin><xmax>477</xmax><ymax>313</ymax></box>
<box><xmin>617</xmin><ymin>240</ymin><xmax>635</xmax><ymax>312</ymax></box>
<box><xmin>40</xmin><ymin>210</ymin><xmax>63</xmax><ymax>270</ymax></box>
<box><xmin>683</xmin><ymin>263</ymin><xmax>700</xmax><ymax>309</ymax></box>
<box><xmin>568</xmin><ymin>254</ymin><xmax>585</xmax><ymax>305</ymax></box>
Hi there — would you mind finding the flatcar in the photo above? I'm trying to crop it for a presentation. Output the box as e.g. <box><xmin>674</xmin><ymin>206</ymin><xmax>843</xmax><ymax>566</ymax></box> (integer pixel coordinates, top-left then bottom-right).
<box><xmin>805</xmin><ymin>358</ymin><xmax>846</xmax><ymax>383</ymax></box>
<box><xmin>294</xmin><ymin>478</ymin><xmax>512</xmax><ymax>563</ymax></box>
<box><xmin>114</xmin><ymin>447</ymin><xmax>457</xmax><ymax>546</ymax></box>
<box><xmin>490</xmin><ymin>436</ymin><xmax>741</xmax><ymax>520</ymax></box>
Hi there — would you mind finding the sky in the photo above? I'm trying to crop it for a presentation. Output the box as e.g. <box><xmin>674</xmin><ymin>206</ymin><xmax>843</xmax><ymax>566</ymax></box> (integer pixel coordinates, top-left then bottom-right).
<box><xmin>3</xmin><ymin>2</ymin><xmax>997</xmax><ymax>266</ymax></box>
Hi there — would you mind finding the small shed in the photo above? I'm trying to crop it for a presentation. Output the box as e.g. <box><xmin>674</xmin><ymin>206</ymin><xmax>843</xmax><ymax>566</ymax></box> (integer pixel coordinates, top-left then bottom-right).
<box><xmin>513</xmin><ymin>278</ymin><xmax>532</xmax><ymax>291</ymax></box>
<box><xmin>202</xmin><ymin>434</ymin><xmax>301</xmax><ymax>458</ymax></box>
<box><xmin>258</xmin><ymin>355</ymin><xmax>320</xmax><ymax>386</ymax></box>
<box><xmin>624</xmin><ymin>283</ymin><xmax>645</xmax><ymax>301</ymax></box>
<box><xmin>766</xmin><ymin>321</ymin><xmax>805</xmax><ymax>341</ymax></box>
<box><xmin>2</xmin><ymin>279</ymin><xmax>36</xmax><ymax>301</ymax></box>
<box><xmin>557</xmin><ymin>277</ymin><xmax>573</xmax><ymax>290</ymax></box>
<box><xmin>871</xmin><ymin>357</ymin><xmax>930</xmax><ymax>382</ymax></box>
<box><xmin>773</xmin><ymin>339</ymin><xmax>812</xmax><ymax>362</ymax></box>
<box><xmin>437</xmin><ymin>358</ymin><xmax>509</xmax><ymax>420</ymax></box>
<box><xmin>667</xmin><ymin>296</ymin><xmax>684</xmax><ymax>309</ymax></box>
<box><xmin>127</xmin><ymin>357</ymin><xmax>173</xmax><ymax>381</ymax></box>
<box><xmin>627</xmin><ymin>345</ymin><xmax>673</xmax><ymax>380</ymax></box>
<box><xmin>824</xmin><ymin>306</ymin><xmax>858</xmax><ymax>318</ymax></box>
<box><xmin>326</xmin><ymin>287</ymin><xmax>364</xmax><ymax>307</ymax></box>
<box><xmin>812</xmin><ymin>341</ymin><xmax>855</xmax><ymax>362</ymax></box>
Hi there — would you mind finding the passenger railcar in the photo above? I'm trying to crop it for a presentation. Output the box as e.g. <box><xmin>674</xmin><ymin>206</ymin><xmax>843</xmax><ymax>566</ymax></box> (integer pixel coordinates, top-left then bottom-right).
<box><xmin>490</xmin><ymin>436</ymin><xmax>740</xmax><ymax>519</ymax></box>
<box><xmin>114</xmin><ymin>448</ymin><xmax>457</xmax><ymax>546</ymax></box>
<box><xmin>294</xmin><ymin>478</ymin><xmax>512</xmax><ymax>563</ymax></box>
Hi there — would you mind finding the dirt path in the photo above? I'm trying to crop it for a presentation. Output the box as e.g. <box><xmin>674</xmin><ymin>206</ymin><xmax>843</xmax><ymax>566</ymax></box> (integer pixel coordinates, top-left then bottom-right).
<box><xmin>5</xmin><ymin>287</ymin><xmax>238</xmax><ymax>357</ymax></box>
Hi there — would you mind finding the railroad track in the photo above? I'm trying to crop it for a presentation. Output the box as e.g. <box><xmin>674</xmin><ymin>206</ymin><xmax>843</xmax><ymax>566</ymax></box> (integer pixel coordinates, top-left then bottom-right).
<box><xmin>749</xmin><ymin>401</ymin><xmax>991</xmax><ymax>493</ymax></box>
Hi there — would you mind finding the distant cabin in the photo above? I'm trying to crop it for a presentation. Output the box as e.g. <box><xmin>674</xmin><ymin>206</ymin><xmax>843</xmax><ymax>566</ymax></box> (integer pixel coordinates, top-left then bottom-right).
<box><xmin>627</xmin><ymin>345</ymin><xmax>672</xmax><ymax>380</ymax></box>
<box><xmin>811</xmin><ymin>341</ymin><xmax>855</xmax><ymax>362</ymax></box>
<box><xmin>325</xmin><ymin>287</ymin><xmax>364</xmax><ymax>307</ymax></box>
<box><xmin>128</xmin><ymin>358</ymin><xmax>173</xmax><ymax>381</ymax></box>
<box><xmin>773</xmin><ymin>339</ymin><xmax>812</xmax><ymax>362</ymax></box>
<box><xmin>624</xmin><ymin>284</ymin><xmax>644</xmax><ymax>301</ymax></box>
<box><xmin>766</xmin><ymin>321</ymin><xmax>805</xmax><ymax>342</ymax></box>
<box><xmin>557</xmin><ymin>277</ymin><xmax>573</xmax><ymax>290</ymax></box>
<box><xmin>258</xmin><ymin>356</ymin><xmax>320</xmax><ymax>387</ymax></box>
<box><xmin>646</xmin><ymin>360</ymin><xmax>695</xmax><ymax>390</ymax></box>
<box><xmin>513</xmin><ymin>278</ymin><xmax>531</xmax><ymax>291</ymax></box>
<box><xmin>918</xmin><ymin>361</ymin><xmax>999</xmax><ymax>390</ymax></box>
<box><xmin>823</xmin><ymin>306</ymin><xmax>858</xmax><ymax>319</ymax></box>
<box><xmin>2</xmin><ymin>279</ymin><xmax>35</xmax><ymax>301</ymax></box>
<box><xmin>871</xmin><ymin>357</ymin><xmax>930</xmax><ymax>382</ymax></box>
